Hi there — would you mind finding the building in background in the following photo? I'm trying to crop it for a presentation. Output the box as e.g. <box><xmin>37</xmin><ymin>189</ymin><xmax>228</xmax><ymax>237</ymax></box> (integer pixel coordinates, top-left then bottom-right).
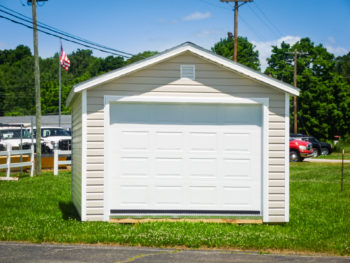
<box><xmin>0</xmin><ymin>115</ymin><xmax>71</xmax><ymax>130</ymax></box>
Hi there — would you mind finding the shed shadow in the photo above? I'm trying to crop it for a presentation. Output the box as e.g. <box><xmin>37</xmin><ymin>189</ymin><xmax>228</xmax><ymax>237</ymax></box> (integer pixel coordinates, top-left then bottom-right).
<box><xmin>59</xmin><ymin>201</ymin><xmax>80</xmax><ymax>221</ymax></box>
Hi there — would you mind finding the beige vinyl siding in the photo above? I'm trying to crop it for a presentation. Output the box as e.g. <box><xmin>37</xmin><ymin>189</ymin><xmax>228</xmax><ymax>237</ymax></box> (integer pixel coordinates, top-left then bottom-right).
<box><xmin>85</xmin><ymin>52</ymin><xmax>286</xmax><ymax>222</ymax></box>
<box><xmin>71</xmin><ymin>94</ymin><xmax>82</xmax><ymax>217</ymax></box>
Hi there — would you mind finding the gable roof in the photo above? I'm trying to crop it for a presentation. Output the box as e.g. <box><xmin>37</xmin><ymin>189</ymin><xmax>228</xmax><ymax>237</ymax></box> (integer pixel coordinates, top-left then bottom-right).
<box><xmin>66</xmin><ymin>42</ymin><xmax>299</xmax><ymax>106</ymax></box>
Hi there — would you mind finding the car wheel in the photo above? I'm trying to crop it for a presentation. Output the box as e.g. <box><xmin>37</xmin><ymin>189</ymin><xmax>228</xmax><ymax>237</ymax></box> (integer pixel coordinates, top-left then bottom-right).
<box><xmin>312</xmin><ymin>148</ymin><xmax>319</xmax><ymax>158</ymax></box>
<box><xmin>321</xmin><ymin>147</ymin><xmax>330</xmax><ymax>155</ymax></box>
<box><xmin>290</xmin><ymin>150</ymin><xmax>301</xmax><ymax>162</ymax></box>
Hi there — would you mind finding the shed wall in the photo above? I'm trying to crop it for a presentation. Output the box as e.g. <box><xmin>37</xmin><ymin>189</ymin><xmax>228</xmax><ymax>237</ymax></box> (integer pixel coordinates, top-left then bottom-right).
<box><xmin>84</xmin><ymin>52</ymin><xmax>287</xmax><ymax>222</ymax></box>
<box><xmin>71</xmin><ymin>94</ymin><xmax>82</xmax><ymax>217</ymax></box>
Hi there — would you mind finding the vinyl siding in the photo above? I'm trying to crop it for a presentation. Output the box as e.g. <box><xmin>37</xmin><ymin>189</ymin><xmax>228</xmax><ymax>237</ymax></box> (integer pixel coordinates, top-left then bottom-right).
<box><xmin>84</xmin><ymin>52</ymin><xmax>287</xmax><ymax>222</ymax></box>
<box><xmin>71</xmin><ymin>94</ymin><xmax>82</xmax><ymax>217</ymax></box>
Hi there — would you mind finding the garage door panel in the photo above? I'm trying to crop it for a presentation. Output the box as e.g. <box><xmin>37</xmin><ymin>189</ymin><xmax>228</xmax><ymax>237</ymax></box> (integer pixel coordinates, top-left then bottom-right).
<box><xmin>184</xmin><ymin>105</ymin><xmax>218</xmax><ymax>124</ymax></box>
<box><xmin>221</xmin><ymin>132</ymin><xmax>252</xmax><ymax>153</ymax></box>
<box><xmin>153</xmin><ymin>186</ymin><xmax>184</xmax><ymax>207</ymax></box>
<box><xmin>222</xmin><ymin>186</ymin><xmax>254</xmax><ymax>207</ymax></box>
<box><xmin>189</xmin><ymin>186</ymin><xmax>218</xmax><ymax>207</ymax></box>
<box><xmin>154</xmin><ymin>157</ymin><xmax>184</xmax><ymax>178</ymax></box>
<box><xmin>108</xmin><ymin>102</ymin><xmax>262</xmax><ymax>214</ymax></box>
<box><xmin>221</xmin><ymin>158</ymin><xmax>252</xmax><ymax>178</ymax></box>
<box><xmin>118</xmin><ymin>130</ymin><xmax>150</xmax><ymax>151</ymax></box>
<box><xmin>189</xmin><ymin>158</ymin><xmax>217</xmax><ymax>178</ymax></box>
<box><xmin>219</xmin><ymin>105</ymin><xmax>262</xmax><ymax>125</ymax></box>
<box><xmin>114</xmin><ymin>185</ymin><xmax>149</xmax><ymax>207</ymax></box>
<box><xmin>153</xmin><ymin>104</ymin><xmax>184</xmax><ymax>123</ymax></box>
<box><xmin>189</xmin><ymin>132</ymin><xmax>217</xmax><ymax>152</ymax></box>
<box><xmin>119</xmin><ymin>157</ymin><xmax>150</xmax><ymax>177</ymax></box>
<box><xmin>111</xmin><ymin>103</ymin><xmax>152</xmax><ymax>124</ymax></box>
<box><xmin>154</xmin><ymin>131</ymin><xmax>184</xmax><ymax>151</ymax></box>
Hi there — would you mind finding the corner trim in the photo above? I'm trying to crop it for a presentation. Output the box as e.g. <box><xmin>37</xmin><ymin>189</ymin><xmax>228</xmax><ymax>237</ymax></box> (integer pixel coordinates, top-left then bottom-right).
<box><xmin>103</xmin><ymin>95</ymin><xmax>110</xmax><ymax>222</ymax></box>
<box><xmin>285</xmin><ymin>93</ymin><xmax>290</xmax><ymax>222</ymax></box>
<box><xmin>81</xmin><ymin>90</ymin><xmax>87</xmax><ymax>221</ymax></box>
<box><xmin>262</xmin><ymin>102</ymin><xmax>269</xmax><ymax>223</ymax></box>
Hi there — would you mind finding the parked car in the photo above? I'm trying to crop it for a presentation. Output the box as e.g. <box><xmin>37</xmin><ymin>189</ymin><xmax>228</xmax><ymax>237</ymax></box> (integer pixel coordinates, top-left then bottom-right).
<box><xmin>290</xmin><ymin>138</ymin><xmax>313</xmax><ymax>162</ymax></box>
<box><xmin>290</xmin><ymin>133</ymin><xmax>332</xmax><ymax>156</ymax></box>
<box><xmin>31</xmin><ymin>127</ymin><xmax>71</xmax><ymax>153</ymax></box>
<box><xmin>0</xmin><ymin>128</ymin><xmax>34</xmax><ymax>150</ymax></box>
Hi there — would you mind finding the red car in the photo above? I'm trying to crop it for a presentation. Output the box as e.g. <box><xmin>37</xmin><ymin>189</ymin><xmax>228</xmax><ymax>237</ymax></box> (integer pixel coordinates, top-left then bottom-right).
<box><xmin>290</xmin><ymin>139</ymin><xmax>313</xmax><ymax>162</ymax></box>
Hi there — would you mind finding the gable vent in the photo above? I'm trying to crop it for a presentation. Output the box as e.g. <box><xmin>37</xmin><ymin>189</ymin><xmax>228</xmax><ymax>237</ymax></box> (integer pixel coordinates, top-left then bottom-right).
<box><xmin>180</xmin><ymin>64</ymin><xmax>195</xmax><ymax>80</ymax></box>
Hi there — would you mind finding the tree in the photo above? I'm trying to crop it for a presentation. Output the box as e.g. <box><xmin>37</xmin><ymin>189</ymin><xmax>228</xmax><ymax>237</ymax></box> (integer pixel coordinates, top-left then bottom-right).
<box><xmin>211</xmin><ymin>36</ymin><xmax>260</xmax><ymax>71</ymax></box>
<box><xmin>335</xmin><ymin>52</ymin><xmax>350</xmax><ymax>84</ymax></box>
<box><xmin>0</xmin><ymin>45</ymin><xmax>126</xmax><ymax>116</ymax></box>
<box><xmin>265</xmin><ymin>38</ymin><xmax>350</xmax><ymax>139</ymax></box>
<box><xmin>125</xmin><ymin>51</ymin><xmax>158</xmax><ymax>65</ymax></box>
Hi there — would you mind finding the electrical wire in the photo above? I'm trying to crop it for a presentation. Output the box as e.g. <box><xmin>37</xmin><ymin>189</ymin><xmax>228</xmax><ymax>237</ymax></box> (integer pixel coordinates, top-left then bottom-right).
<box><xmin>0</xmin><ymin>14</ymin><xmax>131</xmax><ymax>58</ymax></box>
<box><xmin>238</xmin><ymin>14</ymin><xmax>265</xmax><ymax>42</ymax></box>
<box><xmin>253</xmin><ymin>1</ymin><xmax>283</xmax><ymax>36</ymax></box>
<box><xmin>247</xmin><ymin>4</ymin><xmax>279</xmax><ymax>38</ymax></box>
<box><xmin>198</xmin><ymin>0</ymin><xmax>231</xmax><ymax>11</ymax></box>
<box><xmin>0</xmin><ymin>4</ymin><xmax>134</xmax><ymax>57</ymax></box>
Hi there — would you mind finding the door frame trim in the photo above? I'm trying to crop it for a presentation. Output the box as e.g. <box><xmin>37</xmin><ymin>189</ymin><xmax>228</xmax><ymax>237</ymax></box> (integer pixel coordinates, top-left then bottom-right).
<box><xmin>104</xmin><ymin>95</ymin><xmax>269</xmax><ymax>222</ymax></box>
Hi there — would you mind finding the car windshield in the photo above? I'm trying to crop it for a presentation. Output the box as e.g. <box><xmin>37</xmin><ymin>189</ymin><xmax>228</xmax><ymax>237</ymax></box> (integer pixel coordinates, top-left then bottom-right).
<box><xmin>34</xmin><ymin>128</ymin><xmax>70</xmax><ymax>137</ymax></box>
<box><xmin>310</xmin><ymin>137</ymin><xmax>320</xmax><ymax>143</ymax></box>
<box><xmin>0</xmin><ymin>129</ymin><xmax>31</xmax><ymax>140</ymax></box>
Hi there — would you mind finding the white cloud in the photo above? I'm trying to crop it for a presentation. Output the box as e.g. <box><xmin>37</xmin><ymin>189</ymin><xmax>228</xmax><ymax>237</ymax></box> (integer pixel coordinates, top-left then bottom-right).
<box><xmin>328</xmin><ymin>36</ymin><xmax>336</xmax><ymax>44</ymax></box>
<box><xmin>253</xmin><ymin>36</ymin><xmax>301</xmax><ymax>71</ymax></box>
<box><xmin>182</xmin><ymin>11</ymin><xmax>211</xmax><ymax>21</ymax></box>
<box><xmin>326</xmin><ymin>45</ymin><xmax>348</xmax><ymax>56</ymax></box>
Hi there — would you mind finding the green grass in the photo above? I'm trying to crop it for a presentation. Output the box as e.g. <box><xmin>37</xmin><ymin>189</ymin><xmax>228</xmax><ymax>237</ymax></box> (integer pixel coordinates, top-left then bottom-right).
<box><xmin>315</xmin><ymin>152</ymin><xmax>350</xmax><ymax>160</ymax></box>
<box><xmin>0</xmin><ymin>164</ymin><xmax>350</xmax><ymax>255</ymax></box>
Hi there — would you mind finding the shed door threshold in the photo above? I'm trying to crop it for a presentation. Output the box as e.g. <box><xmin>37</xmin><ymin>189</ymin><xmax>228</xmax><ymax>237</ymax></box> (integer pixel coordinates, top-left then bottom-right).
<box><xmin>110</xmin><ymin>209</ymin><xmax>261</xmax><ymax>216</ymax></box>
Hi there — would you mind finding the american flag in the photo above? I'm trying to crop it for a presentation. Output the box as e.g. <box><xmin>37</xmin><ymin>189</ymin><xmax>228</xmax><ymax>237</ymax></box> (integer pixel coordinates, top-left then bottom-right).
<box><xmin>59</xmin><ymin>45</ymin><xmax>70</xmax><ymax>71</ymax></box>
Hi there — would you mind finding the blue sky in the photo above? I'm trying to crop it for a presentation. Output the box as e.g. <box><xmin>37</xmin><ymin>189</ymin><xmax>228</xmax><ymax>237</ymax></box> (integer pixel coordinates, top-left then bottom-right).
<box><xmin>1</xmin><ymin>0</ymin><xmax>349</xmax><ymax>69</ymax></box>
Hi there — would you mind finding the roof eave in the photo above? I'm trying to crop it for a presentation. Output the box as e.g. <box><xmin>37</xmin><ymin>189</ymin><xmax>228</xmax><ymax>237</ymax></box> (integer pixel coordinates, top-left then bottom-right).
<box><xmin>65</xmin><ymin>42</ymin><xmax>299</xmax><ymax>106</ymax></box>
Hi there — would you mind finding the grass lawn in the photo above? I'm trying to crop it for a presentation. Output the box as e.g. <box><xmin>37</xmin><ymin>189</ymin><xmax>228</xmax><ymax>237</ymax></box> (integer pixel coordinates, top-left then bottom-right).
<box><xmin>0</xmin><ymin>163</ymin><xmax>350</xmax><ymax>255</ymax></box>
<box><xmin>315</xmin><ymin>152</ymin><xmax>350</xmax><ymax>160</ymax></box>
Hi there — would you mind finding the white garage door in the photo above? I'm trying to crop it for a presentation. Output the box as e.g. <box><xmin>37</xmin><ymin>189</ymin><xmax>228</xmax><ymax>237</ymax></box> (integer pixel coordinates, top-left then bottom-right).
<box><xmin>107</xmin><ymin>101</ymin><xmax>262</xmax><ymax>216</ymax></box>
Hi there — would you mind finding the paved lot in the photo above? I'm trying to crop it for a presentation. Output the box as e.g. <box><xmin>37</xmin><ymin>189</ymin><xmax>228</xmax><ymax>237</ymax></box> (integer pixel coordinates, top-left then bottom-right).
<box><xmin>1</xmin><ymin>242</ymin><xmax>350</xmax><ymax>263</ymax></box>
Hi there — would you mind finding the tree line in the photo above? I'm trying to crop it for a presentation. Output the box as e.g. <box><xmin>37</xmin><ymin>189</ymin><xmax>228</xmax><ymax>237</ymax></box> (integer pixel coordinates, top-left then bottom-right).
<box><xmin>0</xmin><ymin>37</ymin><xmax>349</xmax><ymax>140</ymax></box>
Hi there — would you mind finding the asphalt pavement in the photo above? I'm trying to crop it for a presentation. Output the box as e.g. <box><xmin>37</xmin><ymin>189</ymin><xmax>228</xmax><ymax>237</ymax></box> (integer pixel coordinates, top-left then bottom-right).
<box><xmin>0</xmin><ymin>242</ymin><xmax>350</xmax><ymax>263</ymax></box>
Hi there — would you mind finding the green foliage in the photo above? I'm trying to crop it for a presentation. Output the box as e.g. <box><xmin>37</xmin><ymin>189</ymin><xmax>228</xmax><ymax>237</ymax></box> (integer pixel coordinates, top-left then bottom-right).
<box><xmin>265</xmin><ymin>38</ymin><xmax>350</xmax><ymax>140</ymax></box>
<box><xmin>125</xmin><ymin>51</ymin><xmax>158</xmax><ymax>65</ymax></box>
<box><xmin>0</xmin><ymin>46</ymin><xmax>126</xmax><ymax>116</ymax></box>
<box><xmin>0</xmin><ymin>164</ymin><xmax>349</xmax><ymax>255</ymax></box>
<box><xmin>335</xmin><ymin>52</ymin><xmax>350</xmax><ymax>84</ymax></box>
<box><xmin>211</xmin><ymin>36</ymin><xmax>260</xmax><ymax>70</ymax></box>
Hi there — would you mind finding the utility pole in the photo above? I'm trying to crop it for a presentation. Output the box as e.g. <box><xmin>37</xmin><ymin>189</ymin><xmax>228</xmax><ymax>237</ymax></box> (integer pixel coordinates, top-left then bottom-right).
<box><xmin>220</xmin><ymin>0</ymin><xmax>253</xmax><ymax>62</ymax></box>
<box><xmin>287</xmin><ymin>49</ymin><xmax>308</xmax><ymax>134</ymax></box>
<box><xmin>28</xmin><ymin>0</ymin><xmax>47</xmax><ymax>175</ymax></box>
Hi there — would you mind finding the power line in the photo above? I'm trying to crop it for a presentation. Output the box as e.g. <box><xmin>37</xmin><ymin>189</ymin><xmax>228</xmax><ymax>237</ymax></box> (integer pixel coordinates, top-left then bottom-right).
<box><xmin>0</xmin><ymin>14</ymin><xmax>131</xmax><ymax>58</ymax></box>
<box><xmin>0</xmin><ymin>4</ymin><xmax>134</xmax><ymax>58</ymax></box>
<box><xmin>253</xmin><ymin>1</ymin><xmax>283</xmax><ymax>36</ymax></box>
<box><xmin>238</xmin><ymin>14</ymin><xmax>265</xmax><ymax>42</ymax></box>
<box><xmin>246</xmin><ymin>4</ymin><xmax>279</xmax><ymax>38</ymax></box>
<box><xmin>199</xmin><ymin>0</ymin><xmax>232</xmax><ymax>11</ymax></box>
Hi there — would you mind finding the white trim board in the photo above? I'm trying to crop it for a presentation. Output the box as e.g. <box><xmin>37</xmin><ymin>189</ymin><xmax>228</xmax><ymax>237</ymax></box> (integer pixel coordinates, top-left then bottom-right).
<box><xmin>105</xmin><ymin>95</ymin><xmax>269</xmax><ymax>106</ymax></box>
<box><xmin>103</xmin><ymin>95</ymin><xmax>269</xmax><ymax>222</ymax></box>
<box><xmin>81</xmin><ymin>90</ymin><xmax>87</xmax><ymax>221</ymax></box>
<box><xmin>66</xmin><ymin>42</ymin><xmax>299</xmax><ymax>106</ymax></box>
<box><xmin>285</xmin><ymin>93</ymin><xmax>290</xmax><ymax>222</ymax></box>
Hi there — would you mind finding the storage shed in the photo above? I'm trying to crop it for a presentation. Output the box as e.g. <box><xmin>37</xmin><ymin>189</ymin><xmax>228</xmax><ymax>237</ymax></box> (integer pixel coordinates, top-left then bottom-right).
<box><xmin>66</xmin><ymin>42</ymin><xmax>299</xmax><ymax>223</ymax></box>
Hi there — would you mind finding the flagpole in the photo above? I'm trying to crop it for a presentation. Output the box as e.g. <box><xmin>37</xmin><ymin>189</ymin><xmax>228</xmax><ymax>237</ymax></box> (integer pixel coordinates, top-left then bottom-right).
<box><xmin>59</xmin><ymin>38</ymin><xmax>61</xmax><ymax>127</ymax></box>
